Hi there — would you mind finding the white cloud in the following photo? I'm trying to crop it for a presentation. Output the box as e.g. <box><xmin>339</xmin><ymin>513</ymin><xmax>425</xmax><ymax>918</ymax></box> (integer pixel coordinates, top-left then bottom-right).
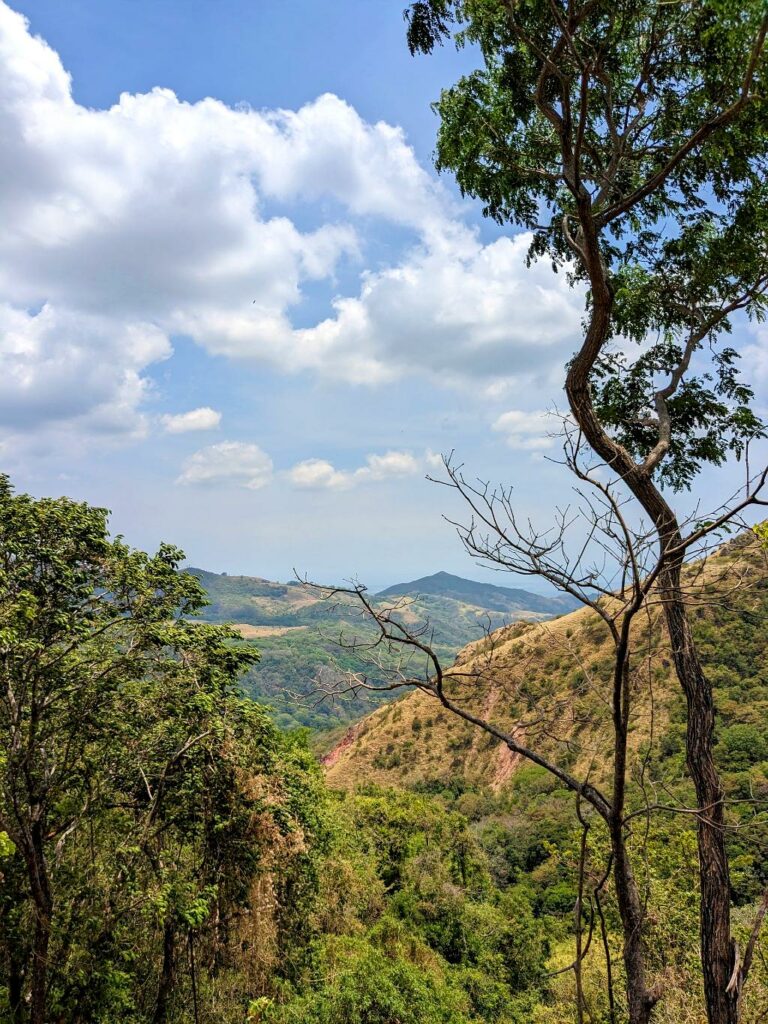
<box><xmin>161</xmin><ymin>407</ymin><xmax>221</xmax><ymax>433</ymax></box>
<box><xmin>360</xmin><ymin>451</ymin><xmax>420</xmax><ymax>480</ymax></box>
<box><xmin>0</xmin><ymin>302</ymin><xmax>168</xmax><ymax>434</ymax></box>
<box><xmin>287</xmin><ymin>450</ymin><xmax>422</xmax><ymax>490</ymax></box>
<box><xmin>177</xmin><ymin>441</ymin><xmax>273</xmax><ymax>489</ymax></box>
<box><xmin>294</xmin><ymin>232</ymin><xmax>582</xmax><ymax>385</ymax></box>
<box><xmin>493</xmin><ymin>409</ymin><xmax>561</xmax><ymax>451</ymax></box>
<box><xmin>0</xmin><ymin>1</ymin><xmax>585</xmax><ymax>452</ymax></box>
<box><xmin>742</xmin><ymin>325</ymin><xmax>768</xmax><ymax>385</ymax></box>
<box><xmin>178</xmin><ymin>446</ymin><xmax>422</xmax><ymax>492</ymax></box>
<box><xmin>287</xmin><ymin>459</ymin><xmax>350</xmax><ymax>490</ymax></box>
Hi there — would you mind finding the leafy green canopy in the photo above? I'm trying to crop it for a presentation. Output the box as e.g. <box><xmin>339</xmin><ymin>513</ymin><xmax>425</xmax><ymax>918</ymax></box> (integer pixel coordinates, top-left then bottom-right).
<box><xmin>405</xmin><ymin>0</ymin><xmax>768</xmax><ymax>488</ymax></box>
<box><xmin>258</xmin><ymin>788</ymin><xmax>548</xmax><ymax>1024</ymax></box>
<box><xmin>0</xmin><ymin>476</ymin><xmax>328</xmax><ymax>1022</ymax></box>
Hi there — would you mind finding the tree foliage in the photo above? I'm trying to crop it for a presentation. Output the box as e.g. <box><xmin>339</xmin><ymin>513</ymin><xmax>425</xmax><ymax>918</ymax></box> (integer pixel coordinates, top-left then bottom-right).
<box><xmin>406</xmin><ymin>0</ymin><xmax>768</xmax><ymax>488</ymax></box>
<box><xmin>0</xmin><ymin>477</ymin><xmax>326</xmax><ymax>1023</ymax></box>
<box><xmin>3</xmin><ymin>477</ymin><xmax>768</xmax><ymax>1021</ymax></box>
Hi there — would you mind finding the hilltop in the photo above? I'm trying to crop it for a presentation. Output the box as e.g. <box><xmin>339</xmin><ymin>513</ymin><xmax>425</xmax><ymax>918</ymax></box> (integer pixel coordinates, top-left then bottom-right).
<box><xmin>378</xmin><ymin>570</ymin><xmax>578</xmax><ymax>616</ymax></box>
<box><xmin>188</xmin><ymin>566</ymin><xmax>573</xmax><ymax>730</ymax></box>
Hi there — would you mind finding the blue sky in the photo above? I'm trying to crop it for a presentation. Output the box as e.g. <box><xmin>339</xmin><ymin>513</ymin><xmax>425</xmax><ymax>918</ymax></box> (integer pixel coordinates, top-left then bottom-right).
<box><xmin>10</xmin><ymin>0</ymin><xmax>471</xmax><ymax>147</ymax></box>
<box><xmin>2</xmin><ymin>1</ymin><xmax>766</xmax><ymax>590</ymax></box>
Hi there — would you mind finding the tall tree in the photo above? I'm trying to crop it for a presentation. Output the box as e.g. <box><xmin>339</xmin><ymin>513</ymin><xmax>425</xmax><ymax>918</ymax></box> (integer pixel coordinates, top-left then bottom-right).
<box><xmin>337</xmin><ymin>3</ymin><xmax>768</xmax><ymax>1022</ymax></box>
<box><xmin>0</xmin><ymin>476</ymin><xmax>326</xmax><ymax>1023</ymax></box>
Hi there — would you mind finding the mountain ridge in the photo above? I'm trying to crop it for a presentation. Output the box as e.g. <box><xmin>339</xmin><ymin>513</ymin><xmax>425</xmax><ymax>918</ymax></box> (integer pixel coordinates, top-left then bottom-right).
<box><xmin>377</xmin><ymin>570</ymin><xmax>579</xmax><ymax>615</ymax></box>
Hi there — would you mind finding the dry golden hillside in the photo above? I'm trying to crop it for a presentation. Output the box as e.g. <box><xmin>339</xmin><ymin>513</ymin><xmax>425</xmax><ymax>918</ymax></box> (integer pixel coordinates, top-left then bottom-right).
<box><xmin>324</xmin><ymin>530</ymin><xmax>768</xmax><ymax>793</ymax></box>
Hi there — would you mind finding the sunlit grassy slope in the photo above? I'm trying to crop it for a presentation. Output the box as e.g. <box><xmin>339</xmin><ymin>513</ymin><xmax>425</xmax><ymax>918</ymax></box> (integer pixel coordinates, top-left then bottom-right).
<box><xmin>325</xmin><ymin>531</ymin><xmax>768</xmax><ymax>792</ymax></box>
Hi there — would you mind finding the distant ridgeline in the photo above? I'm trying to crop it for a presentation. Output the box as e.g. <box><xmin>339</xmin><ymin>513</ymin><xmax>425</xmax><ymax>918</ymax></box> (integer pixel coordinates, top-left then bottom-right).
<box><xmin>378</xmin><ymin>571</ymin><xmax>577</xmax><ymax>616</ymax></box>
<box><xmin>187</xmin><ymin>567</ymin><xmax>578</xmax><ymax>732</ymax></box>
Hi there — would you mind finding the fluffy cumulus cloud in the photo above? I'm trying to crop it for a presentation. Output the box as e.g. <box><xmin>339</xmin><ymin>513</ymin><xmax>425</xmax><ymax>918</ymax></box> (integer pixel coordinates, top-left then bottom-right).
<box><xmin>493</xmin><ymin>409</ymin><xmax>561</xmax><ymax>451</ymax></box>
<box><xmin>287</xmin><ymin>459</ymin><xmax>350</xmax><ymax>490</ymax></box>
<box><xmin>0</xmin><ymin>1</ymin><xmax>584</xmax><ymax>453</ymax></box>
<box><xmin>177</xmin><ymin>444</ymin><xmax>422</xmax><ymax>491</ymax></box>
<box><xmin>161</xmin><ymin>407</ymin><xmax>221</xmax><ymax>433</ymax></box>
<box><xmin>288</xmin><ymin>450</ymin><xmax>422</xmax><ymax>490</ymax></box>
<box><xmin>177</xmin><ymin>442</ymin><xmax>273</xmax><ymax>489</ymax></box>
<box><xmin>0</xmin><ymin>303</ymin><xmax>169</xmax><ymax>435</ymax></box>
<box><xmin>295</xmin><ymin>233</ymin><xmax>581</xmax><ymax>385</ymax></box>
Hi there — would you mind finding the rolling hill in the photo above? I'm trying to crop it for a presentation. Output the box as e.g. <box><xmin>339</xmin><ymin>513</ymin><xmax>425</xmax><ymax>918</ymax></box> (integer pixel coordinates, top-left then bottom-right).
<box><xmin>324</xmin><ymin>530</ymin><xmax>768</xmax><ymax>792</ymax></box>
<box><xmin>188</xmin><ymin>566</ymin><xmax>576</xmax><ymax>730</ymax></box>
<box><xmin>319</xmin><ymin>531</ymin><xmax>768</xmax><ymax>1024</ymax></box>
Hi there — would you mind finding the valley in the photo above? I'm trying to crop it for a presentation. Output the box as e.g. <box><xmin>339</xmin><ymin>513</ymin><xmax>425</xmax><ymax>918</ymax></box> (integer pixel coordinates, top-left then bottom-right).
<box><xmin>189</xmin><ymin>566</ymin><xmax>579</xmax><ymax>730</ymax></box>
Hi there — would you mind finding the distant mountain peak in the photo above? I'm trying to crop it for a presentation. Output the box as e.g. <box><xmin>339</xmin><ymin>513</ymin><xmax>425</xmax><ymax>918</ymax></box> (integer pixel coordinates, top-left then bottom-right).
<box><xmin>377</xmin><ymin>572</ymin><xmax>578</xmax><ymax>616</ymax></box>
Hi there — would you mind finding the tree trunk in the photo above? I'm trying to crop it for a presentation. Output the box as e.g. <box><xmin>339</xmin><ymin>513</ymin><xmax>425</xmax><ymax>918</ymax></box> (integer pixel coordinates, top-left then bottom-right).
<box><xmin>605</xmin><ymin>481</ymin><xmax>735</xmax><ymax>1024</ymax></box>
<box><xmin>29</xmin><ymin>897</ymin><xmax>52</xmax><ymax>1024</ymax></box>
<box><xmin>601</xmin><ymin>469</ymin><xmax>736</xmax><ymax>1024</ymax></box>
<box><xmin>154</xmin><ymin>920</ymin><xmax>177</xmax><ymax>1024</ymax></box>
<box><xmin>610</xmin><ymin>653</ymin><xmax>658</xmax><ymax>1024</ymax></box>
<box><xmin>613</xmin><ymin>841</ymin><xmax>656</xmax><ymax>1024</ymax></box>
<box><xmin>24</xmin><ymin>821</ymin><xmax>54</xmax><ymax>1024</ymax></box>
<box><xmin>627</xmin><ymin>471</ymin><xmax>736</xmax><ymax>1024</ymax></box>
<box><xmin>660</xmin><ymin>556</ymin><xmax>737</xmax><ymax>1024</ymax></box>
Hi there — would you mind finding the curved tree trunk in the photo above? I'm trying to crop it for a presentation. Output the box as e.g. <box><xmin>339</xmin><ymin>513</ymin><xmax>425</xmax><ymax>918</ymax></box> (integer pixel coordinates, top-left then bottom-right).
<box><xmin>565</xmin><ymin>274</ymin><xmax>736</xmax><ymax>1023</ymax></box>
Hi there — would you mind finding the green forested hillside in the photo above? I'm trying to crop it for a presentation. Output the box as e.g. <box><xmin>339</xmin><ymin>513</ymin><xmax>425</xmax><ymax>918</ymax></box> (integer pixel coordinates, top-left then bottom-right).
<box><xmin>326</xmin><ymin>533</ymin><xmax>768</xmax><ymax>796</ymax></box>
<box><xmin>321</xmin><ymin>532</ymin><xmax>768</xmax><ymax>1022</ymax></box>
<box><xmin>188</xmin><ymin>567</ymin><xmax>574</xmax><ymax>731</ymax></box>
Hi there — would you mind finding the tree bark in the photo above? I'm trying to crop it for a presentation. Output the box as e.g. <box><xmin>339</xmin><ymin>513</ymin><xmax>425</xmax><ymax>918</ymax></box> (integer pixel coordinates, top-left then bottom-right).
<box><xmin>659</xmin><ymin>551</ymin><xmax>737</xmax><ymax>1024</ymax></box>
<box><xmin>613</xmin><ymin>840</ymin><xmax>656</xmax><ymax>1024</ymax></box>
<box><xmin>24</xmin><ymin>820</ymin><xmax>54</xmax><ymax>1024</ymax></box>
<box><xmin>621</xmin><ymin>472</ymin><xmax>735</xmax><ymax>1024</ymax></box>
<box><xmin>154</xmin><ymin>920</ymin><xmax>177</xmax><ymax>1024</ymax></box>
<box><xmin>610</xmin><ymin>650</ymin><xmax>658</xmax><ymax>1024</ymax></box>
<box><xmin>30</xmin><ymin>907</ymin><xmax>52</xmax><ymax>1024</ymax></box>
